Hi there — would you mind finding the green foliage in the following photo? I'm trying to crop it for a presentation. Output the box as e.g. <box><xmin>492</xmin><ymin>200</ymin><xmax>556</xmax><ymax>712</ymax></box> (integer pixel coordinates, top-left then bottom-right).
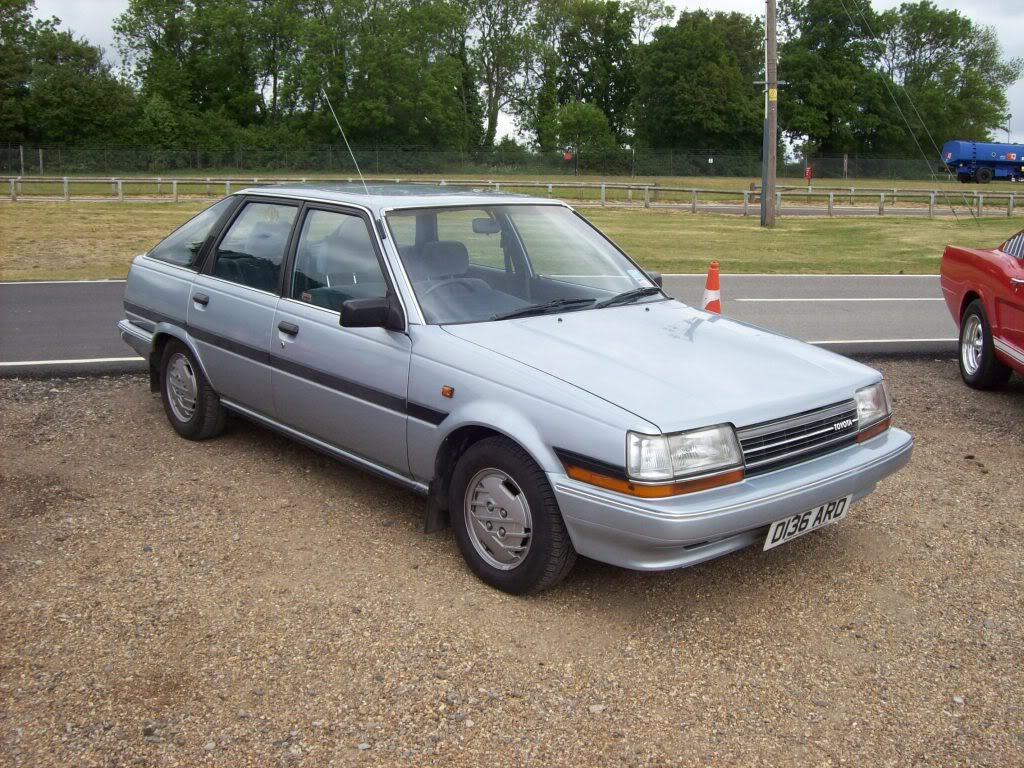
<box><xmin>0</xmin><ymin>0</ymin><xmax>35</xmax><ymax>141</ymax></box>
<box><xmin>868</xmin><ymin>2</ymin><xmax>1023</xmax><ymax>154</ymax></box>
<box><xmin>23</xmin><ymin>24</ymin><xmax>138</xmax><ymax>145</ymax></box>
<box><xmin>779</xmin><ymin>0</ymin><xmax>881</xmax><ymax>153</ymax></box>
<box><xmin>626</xmin><ymin>0</ymin><xmax>672</xmax><ymax>45</ymax></box>
<box><xmin>555</xmin><ymin>0</ymin><xmax>636</xmax><ymax>140</ymax></box>
<box><xmin>1</xmin><ymin>0</ymin><xmax>1020</xmax><ymax>165</ymax></box>
<box><xmin>531</xmin><ymin>52</ymin><xmax>560</xmax><ymax>152</ymax></box>
<box><xmin>633</xmin><ymin>11</ymin><xmax>763</xmax><ymax>150</ymax></box>
<box><xmin>553</xmin><ymin>100</ymin><xmax>617</xmax><ymax>168</ymax></box>
<box><xmin>465</xmin><ymin>0</ymin><xmax>537</xmax><ymax>147</ymax></box>
<box><xmin>114</xmin><ymin>0</ymin><xmax>260</xmax><ymax>128</ymax></box>
<box><xmin>779</xmin><ymin>0</ymin><xmax>1023</xmax><ymax>155</ymax></box>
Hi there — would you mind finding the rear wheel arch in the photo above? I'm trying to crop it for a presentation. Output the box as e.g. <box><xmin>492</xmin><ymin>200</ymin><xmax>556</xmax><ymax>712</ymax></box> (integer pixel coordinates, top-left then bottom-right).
<box><xmin>149</xmin><ymin>333</ymin><xmax>174</xmax><ymax>392</ymax></box>
<box><xmin>958</xmin><ymin>298</ymin><xmax>1011</xmax><ymax>389</ymax></box>
<box><xmin>959</xmin><ymin>291</ymin><xmax>982</xmax><ymax>326</ymax></box>
<box><xmin>150</xmin><ymin>330</ymin><xmax>210</xmax><ymax>392</ymax></box>
<box><xmin>158</xmin><ymin>339</ymin><xmax>227</xmax><ymax>439</ymax></box>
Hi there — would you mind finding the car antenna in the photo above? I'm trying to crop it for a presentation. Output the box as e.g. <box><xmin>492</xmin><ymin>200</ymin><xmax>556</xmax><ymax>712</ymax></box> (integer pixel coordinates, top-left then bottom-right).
<box><xmin>321</xmin><ymin>88</ymin><xmax>370</xmax><ymax>196</ymax></box>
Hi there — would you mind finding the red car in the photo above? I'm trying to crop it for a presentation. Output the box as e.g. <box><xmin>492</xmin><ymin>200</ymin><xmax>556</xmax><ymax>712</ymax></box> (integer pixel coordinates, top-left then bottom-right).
<box><xmin>941</xmin><ymin>230</ymin><xmax>1024</xmax><ymax>388</ymax></box>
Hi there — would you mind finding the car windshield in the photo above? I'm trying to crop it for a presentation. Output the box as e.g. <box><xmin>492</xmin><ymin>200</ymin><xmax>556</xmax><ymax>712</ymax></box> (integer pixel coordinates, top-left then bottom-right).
<box><xmin>385</xmin><ymin>204</ymin><xmax>664</xmax><ymax>324</ymax></box>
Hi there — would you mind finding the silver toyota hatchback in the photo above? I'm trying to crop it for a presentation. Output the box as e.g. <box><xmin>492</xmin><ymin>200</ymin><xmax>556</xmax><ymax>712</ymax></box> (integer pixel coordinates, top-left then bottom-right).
<box><xmin>119</xmin><ymin>184</ymin><xmax>912</xmax><ymax>593</ymax></box>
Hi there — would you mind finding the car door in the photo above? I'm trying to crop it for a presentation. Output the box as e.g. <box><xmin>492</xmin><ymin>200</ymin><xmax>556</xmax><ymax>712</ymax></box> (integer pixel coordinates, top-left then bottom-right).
<box><xmin>271</xmin><ymin>204</ymin><xmax>412</xmax><ymax>475</ymax></box>
<box><xmin>188</xmin><ymin>197</ymin><xmax>299</xmax><ymax>416</ymax></box>
<box><xmin>996</xmin><ymin>233</ymin><xmax>1024</xmax><ymax>364</ymax></box>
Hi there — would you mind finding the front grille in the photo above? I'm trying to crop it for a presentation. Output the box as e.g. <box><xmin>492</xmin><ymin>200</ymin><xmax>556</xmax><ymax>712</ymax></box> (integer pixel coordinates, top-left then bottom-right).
<box><xmin>738</xmin><ymin>399</ymin><xmax>859</xmax><ymax>476</ymax></box>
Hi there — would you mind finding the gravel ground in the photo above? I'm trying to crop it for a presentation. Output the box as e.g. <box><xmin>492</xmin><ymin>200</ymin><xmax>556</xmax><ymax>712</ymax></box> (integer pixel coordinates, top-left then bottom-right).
<box><xmin>1</xmin><ymin>358</ymin><xmax>1022</xmax><ymax>767</ymax></box>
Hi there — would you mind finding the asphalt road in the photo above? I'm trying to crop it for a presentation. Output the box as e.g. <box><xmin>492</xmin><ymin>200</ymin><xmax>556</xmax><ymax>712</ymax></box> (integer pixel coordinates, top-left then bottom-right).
<box><xmin>661</xmin><ymin>274</ymin><xmax>956</xmax><ymax>355</ymax></box>
<box><xmin>0</xmin><ymin>280</ymin><xmax>145</xmax><ymax>377</ymax></box>
<box><xmin>0</xmin><ymin>276</ymin><xmax>956</xmax><ymax>376</ymax></box>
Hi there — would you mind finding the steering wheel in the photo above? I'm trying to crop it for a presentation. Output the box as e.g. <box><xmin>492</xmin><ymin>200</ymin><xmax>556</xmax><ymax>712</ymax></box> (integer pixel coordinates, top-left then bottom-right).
<box><xmin>420</xmin><ymin>278</ymin><xmax>480</xmax><ymax>298</ymax></box>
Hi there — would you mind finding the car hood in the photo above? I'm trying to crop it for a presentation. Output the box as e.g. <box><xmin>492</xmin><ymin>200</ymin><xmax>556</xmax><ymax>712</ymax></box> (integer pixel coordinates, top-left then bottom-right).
<box><xmin>442</xmin><ymin>300</ymin><xmax>879</xmax><ymax>433</ymax></box>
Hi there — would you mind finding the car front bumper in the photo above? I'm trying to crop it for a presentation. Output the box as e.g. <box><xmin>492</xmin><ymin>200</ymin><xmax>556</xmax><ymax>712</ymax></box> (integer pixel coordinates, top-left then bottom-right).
<box><xmin>551</xmin><ymin>427</ymin><xmax>913</xmax><ymax>571</ymax></box>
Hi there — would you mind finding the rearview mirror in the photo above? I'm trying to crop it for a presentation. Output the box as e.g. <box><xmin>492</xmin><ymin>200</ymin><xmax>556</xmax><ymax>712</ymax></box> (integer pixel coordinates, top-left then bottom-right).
<box><xmin>472</xmin><ymin>217</ymin><xmax>501</xmax><ymax>235</ymax></box>
<box><xmin>341</xmin><ymin>295</ymin><xmax>405</xmax><ymax>331</ymax></box>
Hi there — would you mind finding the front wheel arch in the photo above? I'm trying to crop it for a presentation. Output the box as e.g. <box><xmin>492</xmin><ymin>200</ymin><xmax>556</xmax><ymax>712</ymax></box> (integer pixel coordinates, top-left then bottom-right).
<box><xmin>427</xmin><ymin>424</ymin><xmax>544</xmax><ymax>531</ymax></box>
<box><xmin>448</xmin><ymin>435</ymin><xmax>576</xmax><ymax>593</ymax></box>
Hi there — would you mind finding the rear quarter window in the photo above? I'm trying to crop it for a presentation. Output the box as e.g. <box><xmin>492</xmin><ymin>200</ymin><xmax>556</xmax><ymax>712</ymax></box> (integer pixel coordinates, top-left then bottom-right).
<box><xmin>148</xmin><ymin>197</ymin><xmax>235</xmax><ymax>269</ymax></box>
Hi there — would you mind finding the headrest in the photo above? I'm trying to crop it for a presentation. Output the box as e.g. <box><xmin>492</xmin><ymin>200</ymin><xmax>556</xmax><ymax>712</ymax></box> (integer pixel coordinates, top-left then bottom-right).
<box><xmin>417</xmin><ymin>240</ymin><xmax>469</xmax><ymax>280</ymax></box>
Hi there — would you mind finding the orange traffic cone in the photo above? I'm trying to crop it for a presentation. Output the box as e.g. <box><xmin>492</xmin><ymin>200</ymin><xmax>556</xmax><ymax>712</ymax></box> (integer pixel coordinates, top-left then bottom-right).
<box><xmin>702</xmin><ymin>260</ymin><xmax>721</xmax><ymax>313</ymax></box>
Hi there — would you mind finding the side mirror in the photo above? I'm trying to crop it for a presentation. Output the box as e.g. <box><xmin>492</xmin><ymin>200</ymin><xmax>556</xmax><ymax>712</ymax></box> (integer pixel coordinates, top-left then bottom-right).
<box><xmin>340</xmin><ymin>295</ymin><xmax>405</xmax><ymax>331</ymax></box>
<box><xmin>647</xmin><ymin>271</ymin><xmax>663</xmax><ymax>287</ymax></box>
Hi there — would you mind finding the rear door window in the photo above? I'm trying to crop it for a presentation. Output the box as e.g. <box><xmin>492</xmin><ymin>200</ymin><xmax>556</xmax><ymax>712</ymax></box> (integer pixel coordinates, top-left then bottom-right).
<box><xmin>211</xmin><ymin>201</ymin><xmax>298</xmax><ymax>292</ymax></box>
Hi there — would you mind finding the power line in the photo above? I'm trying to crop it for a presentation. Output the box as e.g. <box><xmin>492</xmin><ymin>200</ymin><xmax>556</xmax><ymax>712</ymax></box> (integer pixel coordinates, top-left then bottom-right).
<box><xmin>836</xmin><ymin>0</ymin><xmax>978</xmax><ymax>224</ymax></box>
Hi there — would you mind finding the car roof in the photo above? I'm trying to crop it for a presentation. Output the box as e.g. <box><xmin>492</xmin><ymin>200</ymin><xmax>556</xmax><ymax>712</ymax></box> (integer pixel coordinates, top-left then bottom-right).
<box><xmin>234</xmin><ymin>182</ymin><xmax>561</xmax><ymax>213</ymax></box>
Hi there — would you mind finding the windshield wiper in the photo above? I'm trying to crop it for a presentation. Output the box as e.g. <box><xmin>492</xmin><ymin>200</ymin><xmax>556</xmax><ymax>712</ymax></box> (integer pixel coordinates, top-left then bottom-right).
<box><xmin>594</xmin><ymin>286</ymin><xmax>664</xmax><ymax>309</ymax></box>
<box><xmin>491</xmin><ymin>297</ymin><xmax>596</xmax><ymax>321</ymax></box>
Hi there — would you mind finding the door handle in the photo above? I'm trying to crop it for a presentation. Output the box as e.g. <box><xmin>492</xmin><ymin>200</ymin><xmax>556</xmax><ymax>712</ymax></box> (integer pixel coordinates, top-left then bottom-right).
<box><xmin>278</xmin><ymin>321</ymin><xmax>299</xmax><ymax>336</ymax></box>
<box><xmin>1011</xmin><ymin>278</ymin><xmax>1024</xmax><ymax>287</ymax></box>
<box><xmin>193</xmin><ymin>292</ymin><xmax>210</xmax><ymax>306</ymax></box>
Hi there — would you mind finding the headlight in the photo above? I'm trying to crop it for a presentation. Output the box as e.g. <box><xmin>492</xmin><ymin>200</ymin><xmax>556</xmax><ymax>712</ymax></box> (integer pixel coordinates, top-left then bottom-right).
<box><xmin>855</xmin><ymin>380</ymin><xmax>892</xmax><ymax>428</ymax></box>
<box><xmin>627</xmin><ymin>425</ymin><xmax>742</xmax><ymax>482</ymax></box>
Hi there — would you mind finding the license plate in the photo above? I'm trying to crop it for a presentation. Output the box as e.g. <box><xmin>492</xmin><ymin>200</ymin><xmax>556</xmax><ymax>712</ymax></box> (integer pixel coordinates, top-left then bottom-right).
<box><xmin>763</xmin><ymin>495</ymin><xmax>853</xmax><ymax>551</ymax></box>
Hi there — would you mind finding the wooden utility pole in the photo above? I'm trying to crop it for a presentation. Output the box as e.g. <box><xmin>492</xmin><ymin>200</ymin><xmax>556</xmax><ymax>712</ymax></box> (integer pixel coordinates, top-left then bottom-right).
<box><xmin>760</xmin><ymin>0</ymin><xmax>778</xmax><ymax>227</ymax></box>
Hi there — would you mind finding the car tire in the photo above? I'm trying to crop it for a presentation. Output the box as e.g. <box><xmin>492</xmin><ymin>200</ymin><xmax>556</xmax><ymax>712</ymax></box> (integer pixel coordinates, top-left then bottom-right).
<box><xmin>160</xmin><ymin>340</ymin><xmax>226</xmax><ymax>440</ymax></box>
<box><xmin>449</xmin><ymin>437</ymin><xmax>576</xmax><ymax>594</ymax></box>
<box><xmin>975</xmin><ymin>167</ymin><xmax>993</xmax><ymax>184</ymax></box>
<box><xmin>959</xmin><ymin>300</ymin><xmax>1011</xmax><ymax>389</ymax></box>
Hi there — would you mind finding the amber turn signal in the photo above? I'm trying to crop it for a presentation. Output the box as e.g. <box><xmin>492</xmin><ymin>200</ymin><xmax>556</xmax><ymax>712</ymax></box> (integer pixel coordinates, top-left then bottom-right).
<box><xmin>564</xmin><ymin>465</ymin><xmax>744</xmax><ymax>498</ymax></box>
<box><xmin>856</xmin><ymin>417</ymin><xmax>891</xmax><ymax>443</ymax></box>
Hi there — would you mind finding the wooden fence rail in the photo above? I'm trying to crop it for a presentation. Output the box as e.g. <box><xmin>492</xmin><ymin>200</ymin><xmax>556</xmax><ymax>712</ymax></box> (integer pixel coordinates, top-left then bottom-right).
<box><xmin>1</xmin><ymin>175</ymin><xmax>1019</xmax><ymax>218</ymax></box>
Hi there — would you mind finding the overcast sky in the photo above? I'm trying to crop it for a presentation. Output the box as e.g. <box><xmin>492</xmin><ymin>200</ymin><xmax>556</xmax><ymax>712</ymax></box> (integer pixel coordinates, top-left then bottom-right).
<box><xmin>32</xmin><ymin>0</ymin><xmax>1024</xmax><ymax>146</ymax></box>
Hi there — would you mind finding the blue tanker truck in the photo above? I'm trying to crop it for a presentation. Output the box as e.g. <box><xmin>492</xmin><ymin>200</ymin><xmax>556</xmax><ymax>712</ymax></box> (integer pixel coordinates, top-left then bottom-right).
<box><xmin>942</xmin><ymin>139</ymin><xmax>1024</xmax><ymax>183</ymax></box>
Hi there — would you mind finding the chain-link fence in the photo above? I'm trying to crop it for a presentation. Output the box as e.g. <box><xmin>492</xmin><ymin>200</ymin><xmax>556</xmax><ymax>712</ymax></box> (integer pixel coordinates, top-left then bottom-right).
<box><xmin>0</xmin><ymin>142</ymin><xmax>943</xmax><ymax>180</ymax></box>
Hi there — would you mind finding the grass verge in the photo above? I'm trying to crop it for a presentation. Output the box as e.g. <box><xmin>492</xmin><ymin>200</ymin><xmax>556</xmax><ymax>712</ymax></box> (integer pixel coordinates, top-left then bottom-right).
<box><xmin>1</xmin><ymin>200</ymin><xmax>1019</xmax><ymax>281</ymax></box>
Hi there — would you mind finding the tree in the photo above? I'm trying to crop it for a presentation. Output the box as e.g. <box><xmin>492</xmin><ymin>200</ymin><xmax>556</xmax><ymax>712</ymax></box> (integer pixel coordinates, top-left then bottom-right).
<box><xmin>531</xmin><ymin>51</ymin><xmax>559</xmax><ymax>151</ymax></box>
<box><xmin>464</xmin><ymin>0</ymin><xmax>536</xmax><ymax>147</ymax></box>
<box><xmin>23</xmin><ymin>24</ymin><xmax>139</xmax><ymax>145</ymax></box>
<box><xmin>633</xmin><ymin>11</ymin><xmax>763</xmax><ymax>149</ymax></box>
<box><xmin>778</xmin><ymin>0</ymin><xmax>880</xmax><ymax>154</ymax></box>
<box><xmin>114</xmin><ymin>0</ymin><xmax>261</xmax><ymax>131</ymax></box>
<box><xmin>339</xmin><ymin>0</ymin><xmax>482</xmax><ymax>148</ymax></box>
<box><xmin>554</xmin><ymin>99</ymin><xmax>616</xmax><ymax>161</ymax></box>
<box><xmin>250</xmin><ymin>0</ymin><xmax>303</xmax><ymax>120</ymax></box>
<box><xmin>556</xmin><ymin>0</ymin><xmax>636</xmax><ymax>140</ymax></box>
<box><xmin>866</xmin><ymin>1</ymin><xmax>1022</xmax><ymax>154</ymax></box>
<box><xmin>0</xmin><ymin>0</ymin><xmax>35</xmax><ymax>141</ymax></box>
<box><xmin>780</xmin><ymin>0</ymin><xmax>1022</xmax><ymax>156</ymax></box>
<box><xmin>626</xmin><ymin>0</ymin><xmax>672</xmax><ymax>45</ymax></box>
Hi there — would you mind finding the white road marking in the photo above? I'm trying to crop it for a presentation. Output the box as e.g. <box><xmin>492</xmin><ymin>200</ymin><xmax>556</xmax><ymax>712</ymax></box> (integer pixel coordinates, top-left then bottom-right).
<box><xmin>736</xmin><ymin>297</ymin><xmax>944</xmax><ymax>302</ymax></box>
<box><xmin>807</xmin><ymin>338</ymin><xmax>956</xmax><ymax>345</ymax></box>
<box><xmin>0</xmin><ymin>279</ymin><xmax>127</xmax><ymax>285</ymax></box>
<box><xmin>661</xmin><ymin>273</ymin><xmax>940</xmax><ymax>278</ymax></box>
<box><xmin>0</xmin><ymin>357</ymin><xmax>143</xmax><ymax>367</ymax></box>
